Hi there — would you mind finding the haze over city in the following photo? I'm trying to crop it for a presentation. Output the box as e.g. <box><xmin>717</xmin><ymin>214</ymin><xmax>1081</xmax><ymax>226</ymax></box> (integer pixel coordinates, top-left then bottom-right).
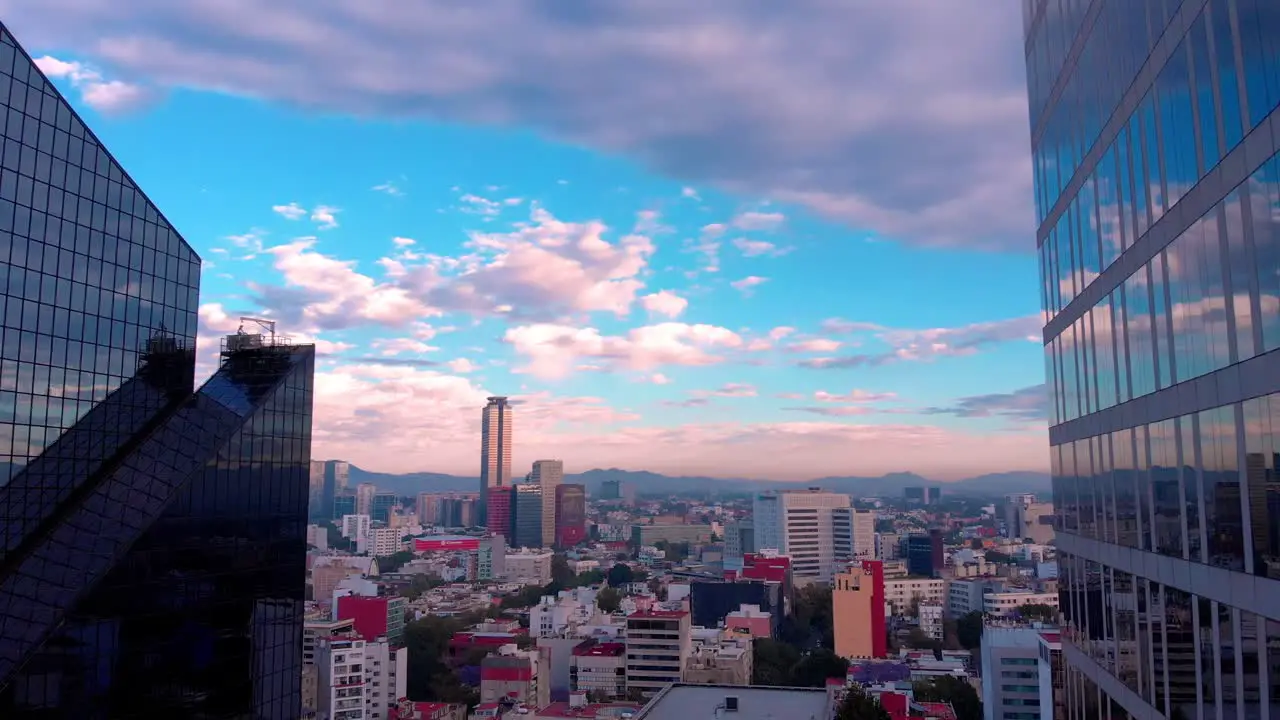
<box><xmin>7</xmin><ymin>2</ymin><xmax>1048</xmax><ymax>480</ymax></box>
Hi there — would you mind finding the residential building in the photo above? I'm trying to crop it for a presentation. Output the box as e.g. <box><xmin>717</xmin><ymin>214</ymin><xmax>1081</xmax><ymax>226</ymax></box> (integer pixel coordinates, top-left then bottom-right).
<box><xmin>512</xmin><ymin>483</ymin><xmax>544</xmax><ymax>548</ymax></box>
<box><xmin>389</xmin><ymin>701</ymin><xmax>467</xmax><ymax>720</ymax></box>
<box><xmin>832</xmin><ymin>560</ymin><xmax>887</xmax><ymax>660</ymax></box>
<box><xmin>417</xmin><ymin>492</ymin><xmax>441</xmax><ymax>526</ymax></box>
<box><xmin>478</xmin><ymin>535</ymin><xmax>506</xmax><ymax>581</ymax></box>
<box><xmin>316</xmin><ymin>636</ymin><xmax>368</xmax><ymax>720</ymax></box>
<box><xmin>337</xmin><ymin>595</ymin><xmax>408</xmax><ymax>645</ymax></box>
<box><xmin>479</xmin><ymin>396</ymin><xmax>514</xmax><ymax>522</ymax></box>
<box><xmin>362</xmin><ymin>639</ymin><xmax>408</xmax><ymax>720</ymax></box>
<box><xmin>343</xmin><ymin>513</ymin><xmax>373</xmax><ymax>548</ymax></box>
<box><xmin>905</xmin><ymin>531</ymin><xmax>944</xmax><ymax>578</ymax></box>
<box><xmin>949</xmin><ymin>578</ymin><xmax>1005</xmax><ymax>618</ymax></box>
<box><xmin>983</xmin><ymin>591</ymin><xmax>1059</xmax><ymax>619</ymax></box>
<box><xmin>884</xmin><ymin>577</ymin><xmax>947</xmax><ymax>617</ymax></box>
<box><xmin>325</xmin><ymin>460</ymin><xmax>352</xmax><ymax>518</ymax></box>
<box><xmin>631</xmin><ymin>523</ymin><xmax>715</xmax><ymax>546</ymax></box>
<box><xmin>689</xmin><ymin>580</ymin><xmax>781</xmax><ymax>637</ymax></box>
<box><xmin>368</xmin><ymin>526</ymin><xmax>405</xmax><ymax>557</ymax></box>
<box><xmin>506</xmin><ymin>549</ymin><xmax>554</xmax><ymax>585</ymax></box>
<box><xmin>918</xmin><ymin>604</ymin><xmax>944</xmax><ymax>641</ymax></box>
<box><xmin>632</xmin><ymin>685</ymin><xmax>834</xmax><ymax>720</ymax></box>
<box><xmin>752</xmin><ymin>488</ymin><xmax>854</xmax><ymax>584</ymax></box>
<box><xmin>1004</xmin><ymin>494</ymin><xmax>1056</xmax><ymax>545</ymax></box>
<box><xmin>682</xmin><ymin>643</ymin><xmax>752</xmax><ymax>686</ymax></box>
<box><xmin>479</xmin><ymin>645</ymin><xmax>543</xmax><ymax>705</ymax></box>
<box><xmin>875</xmin><ymin>532</ymin><xmax>901</xmax><ymax>561</ymax></box>
<box><xmin>981</xmin><ymin>626</ymin><xmax>1045</xmax><ymax>720</ymax></box>
<box><xmin>0</xmin><ymin>30</ymin><xmax>315</xmax><ymax>714</ymax></box>
<box><xmin>304</xmin><ymin>616</ymin><xmax>357</xmax><ymax>665</ymax></box>
<box><xmin>1024</xmin><ymin>1</ymin><xmax>1280</xmax><ymax>718</ymax></box>
<box><xmin>555</xmin><ymin>483</ymin><xmax>587</xmax><ymax>548</ymax></box>
<box><xmin>530</xmin><ymin>459</ymin><xmax>564</xmax><ymax>547</ymax></box>
<box><xmin>852</xmin><ymin>510</ymin><xmax>877</xmax><ymax>560</ymax></box>
<box><xmin>624</xmin><ymin>610</ymin><xmax>691</xmax><ymax>698</ymax></box>
<box><xmin>724</xmin><ymin>604</ymin><xmax>772</xmax><ymax>639</ymax></box>
<box><xmin>570</xmin><ymin>641</ymin><xmax>627</xmax><ymax>698</ymax></box>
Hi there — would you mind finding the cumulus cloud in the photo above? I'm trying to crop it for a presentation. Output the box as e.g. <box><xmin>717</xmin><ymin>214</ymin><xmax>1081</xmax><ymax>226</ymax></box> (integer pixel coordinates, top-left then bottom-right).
<box><xmin>801</xmin><ymin>314</ymin><xmax>1040</xmax><ymax>368</ymax></box>
<box><xmin>459</xmin><ymin>193</ymin><xmax>504</xmax><ymax>217</ymax></box>
<box><xmin>446</xmin><ymin>357</ymin><xmax>477</xmax><ymax>373</ymax></box>
<box><xmin>8</xmin><ymin>0</ymin><xmax>1032</xmax><ymax>250</ymax></box>
<box><xmin>923</xmin><ymin>384</ymin><xmax>1048</xmax><ymax>422</ymax></box>
<box><xmin>504</xmin><ymin>322</ymin><xmax>743</xmax><ymax>379</ymax></box>
<box><xmin>786</xmin><ymin>338</ymin><xmax>841</xmax><ymax>353</ymax></box>
<box><xmin>641</xmin><ymin>290</ymin><xmax>688</xmax><ymax>319</ymax></box>
<box><xmin>647</xmin><ymin>373</ymin><xmax>672</xmax><ymax>385</ymax></box>
<box><xmin>311</xmin><ymin>205</ymin><xmax>340</xmax><ymax>229</ymax></box>
<box><xmin>392</xmin><ymin>236</ymin><xmax>416</xmax><ymax>247</ymax></box>
<box><xmin>33</xmin><ymin>54</ymin><xmax>149</xmax><ymax>113</ymax></box>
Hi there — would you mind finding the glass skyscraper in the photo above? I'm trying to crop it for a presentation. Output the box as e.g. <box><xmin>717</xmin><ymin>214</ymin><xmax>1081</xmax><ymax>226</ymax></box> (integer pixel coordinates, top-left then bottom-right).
<box><xmin>1025</xmin><ymin>1</ymin><xmax>1280</xmax><ymax>718</ymax></box>
<box><xmin>0</xmin><ymin>23</ymin><xmax>313</xmax><ymax>717</ymax></box>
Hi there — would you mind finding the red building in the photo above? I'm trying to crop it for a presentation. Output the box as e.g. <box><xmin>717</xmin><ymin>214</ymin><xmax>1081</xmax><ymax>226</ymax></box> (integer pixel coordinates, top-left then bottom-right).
<box><xmin>554</xmin><ymin>484</ymin><xmax>587</xmax><ymax>548</ymax></box>
<box><xmin>486</xmin><ymin>487</ymin><xmax>512</xmax><ymax>539</ymax></box>
<box><xmin>414</xmin><ymin>535</ymin><xmax>481</xmax><ymax>553</ymax></box>
<box><xmin>335</xmin><ymin>594</ymin><xmax>407</xmax><ymax>644</ymax></box>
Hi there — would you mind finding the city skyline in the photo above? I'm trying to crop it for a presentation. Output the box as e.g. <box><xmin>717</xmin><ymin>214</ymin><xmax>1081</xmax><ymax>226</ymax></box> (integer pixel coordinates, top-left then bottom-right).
<box><xmin>8</xmin><ymin>3</ymin><xmax>1048</xmax><ymax>480</ymax></box>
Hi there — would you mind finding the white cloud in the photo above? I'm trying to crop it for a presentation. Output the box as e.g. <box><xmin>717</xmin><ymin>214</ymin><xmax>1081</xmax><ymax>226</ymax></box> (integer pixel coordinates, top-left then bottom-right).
<box><xmin>459</xmin><ymin>193</ymin><xmax>503</xmax><ymax>217</ymax></box>
<box><xmin>730</xmin><ymin>276</ymin><xmax>768</xmax><ymax>296</ymax></box>
<box><xmin>311</xmin><ymin>204</ymin><xmax>340</xmax><ymax>229</ymax></box>
<box><xmin>786</xmin><ymin>338</ymin><xmax>842</xmax><ymax>353</ymax></box>
<box><xmin>372</xmin><ymin>337</ymin><xmax>438</xmax><ymax>356</ymax></box>
<box><xmin>272</xmin><ymin>202</ymin><xmax>307</xmax><ymax>220</ymax></box>
<box><xmin>392</xmin><ymin>236</ymin><xmax>416</xmax><ymax>247</ymax></box>
<box><xmin>681</xmin><ymin>186</ymin><xmax>701</xmax><ymax>201</ymax></box>
<box><xmin>33</xmin><ymin>54</ymin><xmax>148</xmax><ymax>113</ymax></box>
<box><xmin>732</xmin><ymin>211</ymin><xmax>786</xmax><ymax>232</ymax></box>
<box><xmin>732</xmin><ymin>237</ymin><xmax>790</xmax><ymax>257</ymax></box>
<box><xmin>504</xmin><ymin>322</ymin><xmax>743</xmax><ymax>379</ymax></box>
<box><xmin>813</xmin><ymin>389</ymin><xmax>896</xmax><ymax>403</ymax></box>
<box><xmin>648</xmin><ymin>373</ymin><xmax>672</xmax><ymax>385</ymax></box>
<box><xmin>446</xmin><ymin>357</ymin><xmax>477</xmax><ymax>373</ymax></box>
<box><xmin>372</xmin><ymin>181</ymin><xmax>404</xmax><ymax>196</ymax></box>
<box><xmin>641</xmin><ymin>290</ymin><xmax>688</xmax><ymax>319</ymax></box>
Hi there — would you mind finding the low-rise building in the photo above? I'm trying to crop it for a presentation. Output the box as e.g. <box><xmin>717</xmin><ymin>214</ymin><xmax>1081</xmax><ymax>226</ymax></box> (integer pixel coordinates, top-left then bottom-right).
<box><xmin>570</xmin><ymin>640</ymin><xmax>627</xmax><ymax>698</ymax></box>
<box><xmin>917</xmin><ymin>603</ymin><xmax>944</xmax><ymax>641</ymax></box>
<box><xmin>506</xmin><ymin>549</ymin><xmax>555</xmax><ymax>585</ymax></box>
<box><xmin>884</xmin><ymin>577</ymin><xmax>947</xmax><ymax>616</ymax></box>
<box><xmin>983</xmin><ymin>591</ymin><xmax>1059</xmax><ymax>618</ymax></box>
<box><xmin>625</xmin><ymin>610</ymin><xmax>691</xmax><ymax>698</ymax></box>
<box><xmin>633</xmin><ymin>685</ymin><xmax>834</xmax><ymax>720</ymax></box>
<box><xmin>682</xmin><ymin>643</ymin><xmax>752</xmax><ymax>686</ymax></box>
<box><xmin>724</xmin><ymin>604</ymin><xmax>772</xmax><ymax>639</ymax></box>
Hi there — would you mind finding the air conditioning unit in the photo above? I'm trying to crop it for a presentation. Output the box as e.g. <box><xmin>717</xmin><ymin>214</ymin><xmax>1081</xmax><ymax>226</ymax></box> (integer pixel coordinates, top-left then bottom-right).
<box><xmin>725</xmin><ymin>696</ymin><xmax>739</xmax><ymax>712</ymax></box>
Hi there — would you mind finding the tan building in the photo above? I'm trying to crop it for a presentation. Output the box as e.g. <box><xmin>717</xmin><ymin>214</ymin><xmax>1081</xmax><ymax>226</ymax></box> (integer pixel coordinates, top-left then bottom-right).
<box><xmin>883</xmin><ymin>577</ymin><xmax>948</xmax><ymax>616</ymax></box>
<box><xmin>531</xmin><ymin>459</ymin><xmax>564</xmax><ymax>547</ymax></box>
<box><xmin>833</xmin><ymin>562</ymin><xmax>886</xmax><ymax>660</ymax></box>
<box><xmin>625</xmin><ymin>610</ymin><xmax>691</xmax><ymax>697</ymax></box>
<box><xmin>631</xmin><ymin>524</ymin><xmax>714</xmax><ymax>546</ymax></box>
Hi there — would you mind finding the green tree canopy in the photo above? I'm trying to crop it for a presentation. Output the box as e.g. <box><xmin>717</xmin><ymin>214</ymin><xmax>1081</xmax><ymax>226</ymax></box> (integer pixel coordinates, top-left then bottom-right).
<box><xmin>835</xmin><ymin>685</ymin><xmax>891</xmax><ymax>720</ymax></box>
<box><xmin>956</xmin><ymin>611</ymin><xmax>983</xmax><ymax>651</ymax></box>
<box><xmin>606</xmin><ymin>563</ymin><xmax>634</xmax><ymax>587</ymax></box>
<box><xmin>550</xmin><ymin>555</ymin><xmax>574</xmax><ymax>586</ymax></box>
<box><xmin>1016</xmin><ymin>603</ymin><xmax>1058</xmax><ymax>622</ymax></box>
<box><xmin>377</xmin><ymin>550</ymin><xmax>416</xmax><ymax>573</ymax></box>
<box><xmin>596</xmin><ymin>587</ymin><xmax>623</xmax><ymax>613</ymax></box>
<box><xmin>913</xmin><ymin>676</ymin><xmax>982</xmax><ymax>720</ymax></box>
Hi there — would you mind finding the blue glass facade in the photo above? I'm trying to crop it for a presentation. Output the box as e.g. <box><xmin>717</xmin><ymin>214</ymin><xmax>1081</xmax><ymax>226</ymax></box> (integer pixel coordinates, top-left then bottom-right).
<box><xmin>0</xmin><ymin>23</ymin><xmax>313</xmax><ymax>718</ymax></box>
<box><xmin>1025</xmin><ymin>0</ymin><xmax>1280</xmax><ymax>717</ymax></box>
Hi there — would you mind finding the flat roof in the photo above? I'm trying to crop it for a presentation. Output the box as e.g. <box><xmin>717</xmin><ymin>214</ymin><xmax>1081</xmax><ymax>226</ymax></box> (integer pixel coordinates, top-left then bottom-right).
<box><xmin>628</xmin><ymin>610</ymin><xmax>687</xmax><ymax>619</ymax></box>
<box><xmin>635</xmin><ymin>685</ymin><xmax>830</xmax><ymax>719</ymax></box>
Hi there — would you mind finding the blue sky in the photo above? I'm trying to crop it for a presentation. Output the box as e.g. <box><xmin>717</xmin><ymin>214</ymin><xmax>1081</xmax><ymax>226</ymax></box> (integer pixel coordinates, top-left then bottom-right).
<box><xmin>14</xmin><ymin>1</ymin><xmax>1051</xmax><ymax>480</ymax></box>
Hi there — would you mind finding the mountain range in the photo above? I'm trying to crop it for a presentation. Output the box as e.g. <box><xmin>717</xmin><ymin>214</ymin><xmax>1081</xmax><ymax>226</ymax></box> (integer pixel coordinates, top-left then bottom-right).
<box><xmin>345</xmin><ymin>465</ymin><xmax>1051</xmax><ymax>499</ymax></box>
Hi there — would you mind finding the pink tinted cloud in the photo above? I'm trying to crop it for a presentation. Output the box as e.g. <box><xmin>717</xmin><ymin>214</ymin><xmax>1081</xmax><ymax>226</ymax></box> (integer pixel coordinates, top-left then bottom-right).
<box><xmin>503</xmin><ymin>322</ymin><xmax>744</xmax><ymax>379</ymax></box>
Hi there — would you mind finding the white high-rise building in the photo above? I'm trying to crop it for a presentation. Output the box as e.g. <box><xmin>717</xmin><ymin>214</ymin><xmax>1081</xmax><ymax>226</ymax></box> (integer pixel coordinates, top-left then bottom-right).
<box><xmin>752</xmin><ymin>488</ymin><xmax>853</xmax><ymax>584</ymax></box>
<box><xmin>316</xmin><ymin>636</ymin><xmax>368</xmax><ymax>720</ymax></box>
<box><xmin>851</xmin><ymin>510</ymin><xmax>876</xmax><ymax>560</ymax></box>
<box><xmin>341</xmin><ymin>514</ymin><xmax>372</xmax><ymax>549</ymax></box>
<box><xmin>480</xmin><ymin>396</ymin><xmax>514</xmax><ymax>521</ymax></box>
<box><xmin>530</xmin><ymin>459</ymin><xmax>564</xmax><ymax>548</ymax></box>
<box><xmin>362</xmin><ymin>640</ymin><xmax>408</xmax><ymax>720</ymax></box>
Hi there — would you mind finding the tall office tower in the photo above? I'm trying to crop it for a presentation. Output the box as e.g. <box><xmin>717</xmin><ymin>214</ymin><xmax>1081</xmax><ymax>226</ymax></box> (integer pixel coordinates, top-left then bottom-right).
<box><xmin>1024</xmin><ymin>2</ymin><xmax>1280</xmax><ymax>718</ymax></box>
<box><xmin>479</xmin><ymin>396</ymin><xmax>514</xmax><ymax>523</ymax></box>
<box><xmin>371</xmin><ymin>491</ymin><xmax>396</xmax><ymax>524</ymax></box>
<box><xmin>752</xmin><ymin>488</ymin><xmax>853</xmax><ymax>585</ymax></box>
<box><xmin>416</xmin><ymin>492</ymin><xmax>440</xmax><ymax>526</ymax></box>
<box><xmin>323</xmin><ymin>459</ymin><xmax>350</xmax><ymax>518</ymax></box>
<box><xmin>0</xmin><ymin>25</ymin><xmax>314</xmax><ymax>715</ymax></box>
<box><xmin>851</xmin><ymin>510</ymin><xmax>876</xmax><ymax>560</ymax></box>
<box><xmin>511</xmin><ymin>483</ymin><xmax>543</xmax><ymax>549</ymax></box>
<box><xmin>309</xmin><ymin>460</ymin><xmax>327</xmax><ymax>519</ymax></box>
<box><xmin>530</xmin><ymin>459</ymin><xmax>564</xmax><ymax>547</ymax></box>
<box><xmin>355</xmin><ymin>482</ymin><xmax>376</xmax><ymax>516</ymax></box>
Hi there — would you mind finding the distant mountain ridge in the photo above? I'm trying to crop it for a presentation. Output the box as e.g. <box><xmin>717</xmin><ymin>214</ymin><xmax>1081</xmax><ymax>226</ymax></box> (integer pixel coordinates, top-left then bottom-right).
<box><xmin>344</xmin><ymin>464</ymin><xmax>1050</xmax><ymax>498</ymax></box>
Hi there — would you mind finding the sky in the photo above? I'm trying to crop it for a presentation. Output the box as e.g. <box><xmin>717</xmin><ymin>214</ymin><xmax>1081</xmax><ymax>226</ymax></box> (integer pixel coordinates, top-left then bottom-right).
<box><xmin>7</xmin><ymin>0</ymin><xmax>1051</xmax><ymax>481</ymax></box>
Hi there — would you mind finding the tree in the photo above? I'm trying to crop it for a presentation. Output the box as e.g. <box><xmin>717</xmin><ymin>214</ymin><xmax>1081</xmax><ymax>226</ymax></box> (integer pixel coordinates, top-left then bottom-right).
<box><xmin>377</xmin><ymin>550</ymin><xmax>416</xmax><ymax>573</ymax></box>
<box><xmin>606</xmin><ymin>563</ymin><xmax>634</xmax><ymax>587</ymax></box>
<box><xmin>596</xmin><ymin>587</ymin><xmax>623</xmax><ymax>613</ymax></box>
<box><xmin>751</xmin><ymin>639</ymin><xmax>801</xmax><ymax>686</ymax></box>
<box><xmin>568</xmin><ymin>569</ymin><xmax>605</xmax><ymax>588</ymax></box>
<box><xmin>783</xmin><ymin>584</ymin><xmax>835</xmax><ymax>648</ymax></box>
<box><xmin>1016</xmin><ymin>603</ymin><xmax>1058</xmax><ymax>622</ymax></box>
<box><xmin>404</xmin><ymin>615</ymin><xmax>476</xmax><ymax>703</ymax></box>
<box><xmin>551</xmin><ymin>555</ymin><xmax>574</xmax><ymax>587</ymax></box>
<box><xmin>913</xmin><ymin>676</ymin><xmax>981</xmax><ymax>720</ymax></box>
<box><xmin>835</xmin><ymin>685</ymin><xmax>891</xmax><ymax>720</ymax></box>
<box><xmin>904</xmin><ymin>628</ymin><xmax>941</xmax><ymax>652</ymax></box>
<box><xmin>969</xmin><ymin>538</ymin><xmax>985</xmax><ymax>550</ymax></box>
<box><xmin>956</xmin><ymin>611</ymin><xmax>983</xmax><ymax>651</ymax></box>
<box><xmin>406</xmin><ymin>573</ymin><xmax>446</xmax><ymax>600</ymax></box>
<box><xmin>791</xmin><ymin>648</ymin><xmax>850</xmax><ymax>687</ymax></box>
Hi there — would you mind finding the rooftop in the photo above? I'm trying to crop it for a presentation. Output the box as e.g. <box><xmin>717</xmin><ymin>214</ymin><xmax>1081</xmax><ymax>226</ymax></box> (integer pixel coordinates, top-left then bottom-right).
<box><xmin>628</xmin><ymin>610</ymin><xmax>688</xmax><ymax>619</ymax></box>
<box><xmin>573</xmin><ymin>641</ymin><xmax>626</xmax><ymax>657</ymax></box>
<box><xmin>536</xmin><ymin>701</ymin><xmax>643</xmax><ymax>718</ymax></box>
<box><xmin>634</xmin><ymin>684</ymin><xmax>830</xmax><ymax>720</ymax></box>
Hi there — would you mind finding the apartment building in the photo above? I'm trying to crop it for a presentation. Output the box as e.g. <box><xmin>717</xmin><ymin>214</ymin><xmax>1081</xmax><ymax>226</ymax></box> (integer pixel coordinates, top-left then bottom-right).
<box><xmin>752</xmin><ymin>488</ymin><xmax>853</xmax><ymax>584</ymax></box>
<box><xmin>625</xmin><ymin>610</ymin><xmax>691</xmax><ymax>698</ymax></box>
<box><xmin>883</xmin><ymin>576</ymin><xmax>947</xmax><ymax>617</ymax></box>
<box><xmin>316</xmin><ymin>636</ymin><xmax>369</xmax><ymax>720</ymax></box>
<box><xmin>570</xmin><ymin>641</ymin><xmax>627</xmax><ymax>699</ymax></box>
